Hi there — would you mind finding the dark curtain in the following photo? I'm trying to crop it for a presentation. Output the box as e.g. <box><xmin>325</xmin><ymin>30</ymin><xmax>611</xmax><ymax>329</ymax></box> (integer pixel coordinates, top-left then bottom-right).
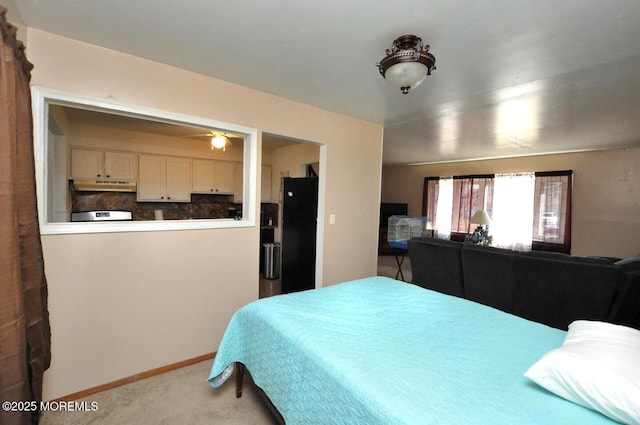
<box><xmin>0</xmin><ymin>7</ymin><xmax>52</xmax><ymax>425</ymax></box>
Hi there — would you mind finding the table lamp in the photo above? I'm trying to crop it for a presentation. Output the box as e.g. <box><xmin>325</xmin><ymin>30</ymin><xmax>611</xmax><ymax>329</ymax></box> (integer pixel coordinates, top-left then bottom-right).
<box><xmin>469</xmin><ymin>210</ymin><xmax>492</xmax><ymax>245</ymax></box>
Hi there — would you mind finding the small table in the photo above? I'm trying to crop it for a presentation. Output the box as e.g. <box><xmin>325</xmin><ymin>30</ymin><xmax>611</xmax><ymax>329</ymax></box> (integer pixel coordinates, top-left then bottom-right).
<box><xmin>388</xmin><ymin>241</ymin><xmax>409</xmax><ymax>282</ymax></box>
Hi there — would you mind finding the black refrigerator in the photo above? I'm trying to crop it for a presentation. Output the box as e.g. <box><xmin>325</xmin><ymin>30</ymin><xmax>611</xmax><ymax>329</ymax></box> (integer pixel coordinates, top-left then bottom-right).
<box><xmin>281</xmin><ymin>177</ymin><xmax>318</xmax><ymax>294</ymax></box>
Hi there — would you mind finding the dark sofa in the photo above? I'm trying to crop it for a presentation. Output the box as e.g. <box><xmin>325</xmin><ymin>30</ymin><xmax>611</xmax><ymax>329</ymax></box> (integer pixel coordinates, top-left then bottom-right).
<box><xmin>408</xmin><ymin>238</ymin><xmax>640</xmax><ymax>330</ymax></box>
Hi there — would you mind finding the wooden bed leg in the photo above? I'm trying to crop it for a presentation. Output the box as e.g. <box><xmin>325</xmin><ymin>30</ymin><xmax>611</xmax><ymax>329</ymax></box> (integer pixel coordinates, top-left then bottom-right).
<box><xmin>235</xmin><ymin>362</ymin><xmax>286</xmax><ymax>425</ymax></box>
<box><xmin>235</xmin><ymin>362</ymin><xmax>244</xmax><ymax>398</ymax></box>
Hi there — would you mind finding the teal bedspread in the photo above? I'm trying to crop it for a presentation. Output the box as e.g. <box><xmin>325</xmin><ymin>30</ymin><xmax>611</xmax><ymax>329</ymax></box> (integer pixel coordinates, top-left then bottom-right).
<box><xmin>208</xmin><ymin>276</ymin><xmax>617</xmax><ymax>424</ymax></box>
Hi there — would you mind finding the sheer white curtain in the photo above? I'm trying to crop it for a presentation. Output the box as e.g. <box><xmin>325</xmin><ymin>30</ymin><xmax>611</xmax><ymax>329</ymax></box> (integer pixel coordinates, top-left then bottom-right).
<box><xmin>434</xmin><ymin>177</ymin><xmax>453</xmax><ymax>239</ymax></box>
<box><xmin>491</xmin><ymin>173</ymin><xmax>535</xmax><ymax>251</ymax></box>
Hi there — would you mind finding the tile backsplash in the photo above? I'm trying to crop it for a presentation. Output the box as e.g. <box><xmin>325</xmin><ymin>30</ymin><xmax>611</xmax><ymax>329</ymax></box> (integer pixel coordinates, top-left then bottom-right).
<box><xmin>71</xmin><ymin>190</ymin><xmax>239</xmax><ymax>221</ymax></box>
<box><xmin>71</xmin><ymin>189</ymin><xmax>279</xmax><ymax>224</ymax></box>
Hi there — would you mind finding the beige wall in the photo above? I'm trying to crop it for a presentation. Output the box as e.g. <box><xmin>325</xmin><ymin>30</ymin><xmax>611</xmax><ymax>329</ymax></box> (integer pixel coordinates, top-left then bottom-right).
<box><xmin>26</xmin><ymin>29</ymin><xmax>383</xmax><ymax>399</ymax></box>
<box><xmin>272</xmin><ymin>142</ymin><xmax>321</xmax><ymax>181</ymax></box>
<box><xmin>271</xmin><ymin>141</ymin><xmax>321</xmax><ymax>202</ymax></box>
<box><xmin>270</xmin><ymin>142</ymin><xmax>321</xmax><ymax>241</ymax></box>
<box><xmin>382</xmin><ymin>147</ymin><xmax>640</xmax><ymax>258</ymax></box>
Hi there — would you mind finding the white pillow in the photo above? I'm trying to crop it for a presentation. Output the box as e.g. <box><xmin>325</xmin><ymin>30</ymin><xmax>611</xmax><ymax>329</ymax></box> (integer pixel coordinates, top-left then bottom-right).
<box><xmin>525</xmin><ymin>320</ymin><xmax>640</xmax><ymax>425</ymax></box>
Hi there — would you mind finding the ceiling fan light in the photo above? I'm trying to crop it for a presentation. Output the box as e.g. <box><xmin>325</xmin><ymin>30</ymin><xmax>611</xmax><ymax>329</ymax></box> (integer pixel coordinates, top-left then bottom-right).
<box><xmin>211</xmin><ymin>134</ymin><xmax>229</xmax><ymax>150</ymax></box>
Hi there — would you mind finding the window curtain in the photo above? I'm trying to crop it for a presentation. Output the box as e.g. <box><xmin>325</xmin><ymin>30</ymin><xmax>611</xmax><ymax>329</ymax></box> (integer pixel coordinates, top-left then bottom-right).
<box><xmin>0</xmin><ymin>7</ymin><xmax>52</xmax><ymax>425</ymax></box>
<box><xmin>434</xmin><ymin>177</ymin><xmax>453</xmax><ymax>239</ymax></box>
<box><xmin>450</xmin><ymin>175</ymin><xmax>494</xmax><ymax>235</ymax></box>
<box><xmin>423</xmin><ymin>177</ymin><xmax>438</xmax><ymax>231</ymax></box>
<box><xmin>491</xmin><ymin>172</ymin><xmax>535</xmax><ymax>251</ymax></box>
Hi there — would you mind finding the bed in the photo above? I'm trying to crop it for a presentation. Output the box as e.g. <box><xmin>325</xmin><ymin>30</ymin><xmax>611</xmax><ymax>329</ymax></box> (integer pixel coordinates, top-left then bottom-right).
<box><xmin>208</xmin><ymin>276</ymin><xmax>637</xmax><ymax>424</ymax></box>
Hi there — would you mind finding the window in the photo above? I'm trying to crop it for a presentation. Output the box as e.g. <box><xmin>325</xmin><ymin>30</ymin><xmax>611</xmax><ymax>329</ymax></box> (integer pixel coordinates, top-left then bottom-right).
<box><xmin>423</xmin><ymin>171</ymin><xmax>572</xmax><ymax>252</ymax></box>
<box><xmin>532</xmin><ymin>171</ymin><xmax>572</xmax><ymax>253</ymax></box>
<box><xmin>491</xmin><ymin>173</ymin><xmax>535</xmax><ymax>251</ymax></box>
<box><xmin>425</xmin><ymin>175</ymin><xmax>494</xmax><ymax>241</ymax></box>
<box><xmin>32</xmin><ymin>86</ymin><xmax>259</xmax><ymax>234</ymax></box>
<box><xmin>451</xmin><ymin>175</ymin><xmax>494</xmax><ymax>237</ymax></box>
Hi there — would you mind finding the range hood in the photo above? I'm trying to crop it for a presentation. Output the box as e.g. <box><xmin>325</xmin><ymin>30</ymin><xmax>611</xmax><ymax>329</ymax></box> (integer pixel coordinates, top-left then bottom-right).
<box><xmin>72</xmin><ymin>179</ymin><xmax>137</xmax><ymax>192</ymax></box>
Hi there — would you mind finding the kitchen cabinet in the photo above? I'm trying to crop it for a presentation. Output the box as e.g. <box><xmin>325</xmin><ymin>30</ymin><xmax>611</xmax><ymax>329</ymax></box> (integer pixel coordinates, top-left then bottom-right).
<box><xmin>192</xmin><ymin>160</ymin><xmax>235</xmax><ymax>194</ymax></box>
<box><xmin>70</xmin><ymin>148</ymin><xmax>136</xmax><ymax>180</ymax></box>
<box><xmin>216</xmin><ymin>162</ymin><xmax>235</xmax><ymax>193</ymax></box>
<box><xmin>166</xmin><ymin>157</ymin><xmax>192</xmax><ymax>201</ymax></box>
<box><xmin>138</xmin><ymin>154</ymin><xmax>191</xmax><ymax>202</ymax></box>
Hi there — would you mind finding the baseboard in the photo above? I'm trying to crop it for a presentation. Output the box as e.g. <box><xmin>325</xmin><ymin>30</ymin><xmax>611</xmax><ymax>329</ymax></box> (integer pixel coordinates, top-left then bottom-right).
<box><xmin>52</xmin><ymin>352</ymin><xmax>216</xmax><ymax>402</ymax></box>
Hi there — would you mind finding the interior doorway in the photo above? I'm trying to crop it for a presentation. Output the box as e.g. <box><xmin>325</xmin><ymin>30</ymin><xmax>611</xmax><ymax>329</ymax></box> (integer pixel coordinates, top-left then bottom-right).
<box><xmin>259</xmin><ymin>133</ymin><xmax>321</xmax><ymax>298</ymax></box>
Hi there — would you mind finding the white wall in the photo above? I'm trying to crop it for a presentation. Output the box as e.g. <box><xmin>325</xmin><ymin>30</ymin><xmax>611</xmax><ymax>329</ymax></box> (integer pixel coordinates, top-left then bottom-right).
<box><xmin>382</xmin><ymin>147</ymin><xmax>640</xmax><ymax>258</ymax></box>
<box><xmin>25</xmin><ymin>28</ymin><xmax>383</xmax><ymax>399</ymax></box>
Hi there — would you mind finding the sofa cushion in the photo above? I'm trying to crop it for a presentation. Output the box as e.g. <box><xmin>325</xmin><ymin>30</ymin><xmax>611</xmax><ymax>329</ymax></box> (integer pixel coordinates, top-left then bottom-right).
<box><xmin>408</xmin><ymin>238</ymin><xmax>464</xmax><ymax>297</ymax></box>
<box><xmin>512</xmin><ymin>255</ymin><xmax>621</xmax><ymax>330</ymax></box>
<box><xmin>461</xmin><ymin>244</ymin><xmax>520</xmax><ymax>315</ymax></box>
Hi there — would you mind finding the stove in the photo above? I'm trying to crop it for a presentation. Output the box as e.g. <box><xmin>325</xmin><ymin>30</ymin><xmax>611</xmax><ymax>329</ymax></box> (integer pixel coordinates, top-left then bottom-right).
<box><xmin>71</xmin><ymin>210</ymin><xmax>133</xmax><ymax>222</ymax></box>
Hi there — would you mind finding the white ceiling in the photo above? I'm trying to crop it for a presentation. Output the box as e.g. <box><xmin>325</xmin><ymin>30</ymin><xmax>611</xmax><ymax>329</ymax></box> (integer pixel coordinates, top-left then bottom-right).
<box><xmin>14</xmin><ymin>0</ymin><xmax>640</xmax><ymax>165</ymax></box>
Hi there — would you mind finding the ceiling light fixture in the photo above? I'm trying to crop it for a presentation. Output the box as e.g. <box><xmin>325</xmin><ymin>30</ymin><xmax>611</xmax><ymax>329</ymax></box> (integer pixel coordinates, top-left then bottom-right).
<box><xmin>376</xmin><ymin>34</ymin><xmax>436</xmax><ymax>94</ymax></box>
<box><xmin>211</xmin><ymin>134</ymin><xmax>229</xmax><ymax>151</ymax></box>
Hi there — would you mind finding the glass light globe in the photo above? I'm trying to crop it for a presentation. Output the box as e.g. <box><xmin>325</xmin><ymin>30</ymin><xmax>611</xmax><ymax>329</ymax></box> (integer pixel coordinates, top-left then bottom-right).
<box><xmin>211</xmin><ymin>135</ymin><xmax>228</xmax><ymax>150</ymax></box>
<box><xmin>385</xmin><ymin>61</ymin><xmax>428</xmax><ymax>93</ymax></box>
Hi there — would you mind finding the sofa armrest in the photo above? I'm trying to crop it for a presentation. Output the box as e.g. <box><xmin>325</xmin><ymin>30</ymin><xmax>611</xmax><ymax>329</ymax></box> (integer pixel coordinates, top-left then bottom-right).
<box><xmin>609</xmin><ymin>269</ymin><xmax>640</xmax><ymax>330</ymax></box>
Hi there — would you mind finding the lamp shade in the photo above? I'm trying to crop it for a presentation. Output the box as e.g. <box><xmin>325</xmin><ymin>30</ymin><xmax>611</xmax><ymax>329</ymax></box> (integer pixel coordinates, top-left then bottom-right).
<box><xmin>470</xmin><ymin>210</ymin><xmax>492</xmax><ymax>225</ymax></box>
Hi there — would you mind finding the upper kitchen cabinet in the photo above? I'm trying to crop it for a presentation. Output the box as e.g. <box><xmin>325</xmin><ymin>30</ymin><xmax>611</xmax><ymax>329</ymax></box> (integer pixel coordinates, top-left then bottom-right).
<box><xmin>138</xmin><ymin>154</ymin><xmax>191</xmax><ymax>202</ymax></box>
<box><xmin>216</xmin><ymin>162</ymin><xmax>235</xmax><ymax>194</ymax></box>
<box><xmin>70</xmin><ymin>148</ymin><xmax>136</xmax><ymax>180</ymax></box>
<box><xmin>192</xmin><ymin>160</ymin><xmax>235</xmax><ymax>194</ymax></box>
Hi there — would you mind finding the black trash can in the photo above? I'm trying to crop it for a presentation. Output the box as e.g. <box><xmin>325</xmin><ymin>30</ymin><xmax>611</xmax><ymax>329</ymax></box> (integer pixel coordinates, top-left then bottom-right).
<box><xmin>263</xmin><ymin>242</ymin><xmax>281</xmax><ymax>279</ymax></box>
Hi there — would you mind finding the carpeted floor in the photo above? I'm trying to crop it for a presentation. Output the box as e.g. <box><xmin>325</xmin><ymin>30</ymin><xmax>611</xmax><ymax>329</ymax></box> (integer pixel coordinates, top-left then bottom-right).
<box><xmin>40</xmin><ymin>360</ymin><xmax>278</xmax><ymax>425</ymax></box>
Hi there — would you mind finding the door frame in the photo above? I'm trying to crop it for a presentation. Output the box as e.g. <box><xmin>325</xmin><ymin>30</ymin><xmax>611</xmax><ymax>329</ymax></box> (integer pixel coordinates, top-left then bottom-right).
<box><xmin>262</xmin><ymin>132</ymin><xmax>325</xmax><ymax>289</ymax></box>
